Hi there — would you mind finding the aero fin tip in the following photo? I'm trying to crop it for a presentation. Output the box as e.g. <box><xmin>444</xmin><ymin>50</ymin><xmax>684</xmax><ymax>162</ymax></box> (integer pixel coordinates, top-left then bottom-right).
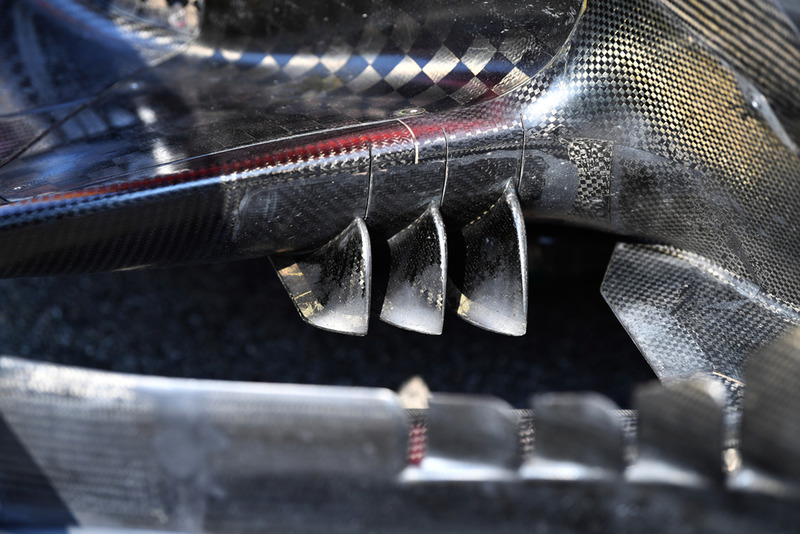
<box><xmin>451</xmin><ymin>183</ymin><xmax>528</xmax><ymax>336</ymax></box>
<box><xmin>380</xmin><ymin>206</ymin><xmax>447</xmax><ymax>335</ymax></box>
<box><xmin>272</xmin><ymin>218</ymin><xmax>371</xmax><ymax>336</ymax></box>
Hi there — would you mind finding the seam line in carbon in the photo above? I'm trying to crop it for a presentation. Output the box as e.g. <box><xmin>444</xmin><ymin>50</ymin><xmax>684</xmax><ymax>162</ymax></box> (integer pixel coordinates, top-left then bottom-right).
<box><xmin>439</xmin><ymin>126</ymin><xmax>449</xmax><ymax>208</ymax></box>
<box><xmin>364</xmin><ymin>141</ymin><xmax>374</xmax><ymax>221</ymax></box>
<box><xmin>517</xmin><ymin>113</ymin><xmax>527</xmax><ymax>191</ymax></box>
<box><xmin>396</xmin><ymin>119</ymin><xmax>419</xmax><ymax>164</ymax></box>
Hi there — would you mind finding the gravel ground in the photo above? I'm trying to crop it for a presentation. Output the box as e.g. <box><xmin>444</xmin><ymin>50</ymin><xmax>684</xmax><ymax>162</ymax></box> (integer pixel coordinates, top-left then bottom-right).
<box><xmin>0</xmin><ymin>225</ymin><xmax>654</xmax><ymax>408</ymax></box>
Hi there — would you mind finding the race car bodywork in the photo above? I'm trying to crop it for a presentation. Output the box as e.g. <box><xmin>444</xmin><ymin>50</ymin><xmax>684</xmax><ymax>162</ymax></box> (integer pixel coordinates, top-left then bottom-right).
<box><xmin>2</xmin><ymin>0</ymin><xmax>800</xmax><ymax>530</ymax></box>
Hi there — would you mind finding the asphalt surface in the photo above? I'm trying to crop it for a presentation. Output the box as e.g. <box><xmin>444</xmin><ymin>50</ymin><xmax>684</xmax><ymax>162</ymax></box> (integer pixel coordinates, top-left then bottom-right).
<box><xmin>0</xmin><ymin>225</ymin><xmax>655</xmax><ymax>408</ymax></box>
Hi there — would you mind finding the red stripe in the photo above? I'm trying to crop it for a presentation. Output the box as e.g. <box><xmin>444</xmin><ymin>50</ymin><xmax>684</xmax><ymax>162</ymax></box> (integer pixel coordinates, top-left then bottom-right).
<box><xmin>13</xmin><ymin>123</ymin><xmax>414</xmax><ymax>205</ymax></box>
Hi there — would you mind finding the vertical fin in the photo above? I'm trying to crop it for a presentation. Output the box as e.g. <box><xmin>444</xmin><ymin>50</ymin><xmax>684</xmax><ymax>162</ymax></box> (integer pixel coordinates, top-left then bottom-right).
<box><xmin>630</xmin><ymin>379</ymin><xmax>726</xmax><ymax>485</ymax></box>
<box><xmin>524</xmin><ymin>393</ymin><xmax>625</xmax><ymax>479</ymax></box>
<box><xmin>451</xmin><ymin>183</ymin><xmax>528</xmax><ymax>336</ymax></box>
<box><xmin>734</xmin><ymin>327</ymin><xmax>800</xmax><ymax>495</ymax></box>
<box><xmin>271</xmin><ymin>218</ymin><xmax>371</xmax><ymax>335</ymax></box>
<box><xmin>410</xmin><ymin>394</ymin><xmax>519</xmax><ymax>479</ymax></box>
<box><xmin>380</xmin><ymin>206</ymin><xmax>447</xmax><ymax>335</ymax></box>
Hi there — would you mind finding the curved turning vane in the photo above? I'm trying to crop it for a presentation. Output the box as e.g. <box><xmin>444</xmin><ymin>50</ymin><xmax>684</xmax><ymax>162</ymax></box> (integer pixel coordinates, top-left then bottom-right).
<box><xmin>271</xmin><ymin>218</ymin><xmax>371</xmax><ymax>336</ymax></box>
<box><xmin>380</xmin><ymin>206</ymin><xmax>447</xmax><ymax>335</ymax></box>
<box><xmin>270</xmin><ymin>186</ymin><xmax>531</xmax><ymax>336</ymax></box>
<box><xmin>450</xmin><ymin>183</ymin><xmax>529</xmax><ymax>336</ymax></box>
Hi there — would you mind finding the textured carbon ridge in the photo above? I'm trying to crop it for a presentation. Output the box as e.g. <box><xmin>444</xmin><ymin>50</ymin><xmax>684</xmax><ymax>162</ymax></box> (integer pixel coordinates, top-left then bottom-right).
<box><xmin>5</xmin><ymin>333</ymin><xmax>800</xmax><ymax>531</ymax></box>
<box><xmin>523</xmin><ymin>392</ymin><xmax>626</xmax><ymax>478</ymax></box>
<box><xmin>415</xmin><ymin>393</ymin><xmax>521</xmax><ymax>477</ymax></box>
<box><xmin>567</xmin><ymin>138</ymin><xmax>613</xmax><ymax>221</ymax></box>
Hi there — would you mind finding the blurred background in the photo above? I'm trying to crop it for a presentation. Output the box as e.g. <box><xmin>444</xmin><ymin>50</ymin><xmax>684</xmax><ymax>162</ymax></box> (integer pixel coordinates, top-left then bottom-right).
<box><xmin>0</xmin><ymin>224</ymin><xmax>655</xmax><ymax>408</ymax></box>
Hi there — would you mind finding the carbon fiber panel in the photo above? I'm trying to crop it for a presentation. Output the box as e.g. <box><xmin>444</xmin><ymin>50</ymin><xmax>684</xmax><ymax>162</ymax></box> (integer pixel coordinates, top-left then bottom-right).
<box><xmin>4</xmin><ymin>348</ymin><xmax>800</xmax><ymax>532</ymax></box>
<box><xmin>601</xmin><ymin>243</ymin><xmax>800</xmax><ymax>400</ymax></box>
<box><xmin>0</xmin><ymin>357</ymin><xmax>408</xmax><ymax>529</ymax></box>
<box><xmin>662</xmin><ymin>0</ymin><xmax>800</xmax><ymax>138</ymax></box>
<box><xmin>500</xmin><ymin>0</ymin><xmax>800</xmax><ymax>311</ymax></box>
<box><xmin>0</xmin><ymin>0</ymin><xmax>579</xmax><ymax>199</ymax></box>
<box><xmin>0</xmin><ymin>0</ymin><xmax>798</xmax><ymax>347</ymax></box>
